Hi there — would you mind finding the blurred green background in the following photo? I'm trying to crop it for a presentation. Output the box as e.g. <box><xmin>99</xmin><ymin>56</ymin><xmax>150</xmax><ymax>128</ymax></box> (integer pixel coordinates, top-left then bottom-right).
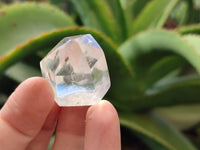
<box><xmin>1</xmin><ymin>0</ymin><xmax>200</xmax><ymax>149</ymax></box>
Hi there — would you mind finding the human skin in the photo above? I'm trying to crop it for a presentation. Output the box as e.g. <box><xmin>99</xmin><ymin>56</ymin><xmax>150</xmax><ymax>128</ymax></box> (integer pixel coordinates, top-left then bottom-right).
<box><xmin>0</xmin><ymin>77</ymin><xmax>121</xmax><ymax>150</ymax></box>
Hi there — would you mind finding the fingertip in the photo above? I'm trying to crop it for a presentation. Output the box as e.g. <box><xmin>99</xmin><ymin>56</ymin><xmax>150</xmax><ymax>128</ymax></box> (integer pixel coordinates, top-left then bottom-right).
<box><xmin>16</xmin><ymin>77</ymin><xmax>54</xmax><ymax>111</ymax></box>
<box><xmin>16</xmin><ymin>77</ymin><xmax>54</xmax><ymax>102</ymax></box>
<box><xmin>85</xmin><ymin>100</ymin><xmax>121</xmax><ymax>150</ymax></box>
<box><xmin>86</xmin><ymin>100</ymin><xmax>119</xmax><ymax>123</ymax></box>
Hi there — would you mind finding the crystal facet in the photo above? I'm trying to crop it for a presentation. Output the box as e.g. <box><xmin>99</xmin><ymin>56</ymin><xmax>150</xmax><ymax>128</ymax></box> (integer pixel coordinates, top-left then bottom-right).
<box><xmin>40</xmin><ymin>34</ymin><xmax>110</xmax><ymax>106</ymax></box>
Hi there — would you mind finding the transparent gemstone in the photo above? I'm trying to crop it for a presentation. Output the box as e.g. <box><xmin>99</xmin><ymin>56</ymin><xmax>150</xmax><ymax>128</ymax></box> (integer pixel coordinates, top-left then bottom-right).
<box><xmin>40</xmin><ymin>34</ymin><xmax>110</xmax><ymax>106</ymax></box>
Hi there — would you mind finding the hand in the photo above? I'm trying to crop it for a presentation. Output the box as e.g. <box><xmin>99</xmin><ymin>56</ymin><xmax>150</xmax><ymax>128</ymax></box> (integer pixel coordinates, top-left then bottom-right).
<box><xmin>0</xmin><ymin>77</ymin><xmax>121</xmax><ymax>150</ymax></box>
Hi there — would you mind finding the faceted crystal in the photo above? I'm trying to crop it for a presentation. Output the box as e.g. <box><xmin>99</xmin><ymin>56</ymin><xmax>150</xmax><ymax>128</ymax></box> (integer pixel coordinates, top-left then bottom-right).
<box><xmin>40</xmin><ymin>34</ymin><xmax>110</xmax><ymax>106</ymax></box>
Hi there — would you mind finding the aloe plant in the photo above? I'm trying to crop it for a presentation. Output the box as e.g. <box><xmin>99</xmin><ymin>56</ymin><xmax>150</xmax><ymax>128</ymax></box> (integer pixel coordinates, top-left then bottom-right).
<box><xmin>0</xmin><ymin>0</ymin><xmax>200</xmax><ymax>149</ymax></box>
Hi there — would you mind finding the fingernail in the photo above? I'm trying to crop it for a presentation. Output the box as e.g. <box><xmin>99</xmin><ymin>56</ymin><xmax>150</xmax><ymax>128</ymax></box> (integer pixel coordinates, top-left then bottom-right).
<box><xmin>86</xmin><ymin>100</ymin><xmax>106</xmax><ymax>122</ymax></box>
<box><xmin>86</xmin><ymin>105</ymin><xmax>95</xmax><ymax>122</ymax></box>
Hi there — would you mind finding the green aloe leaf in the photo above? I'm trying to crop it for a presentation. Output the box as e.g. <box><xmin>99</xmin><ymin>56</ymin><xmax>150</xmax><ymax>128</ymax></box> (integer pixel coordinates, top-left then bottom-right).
<box><xmin>145</xmin><ymin>55</ymin><xmax>187</xmax><ymax>87</ymax></box>
<box><xmin>120</xmin><ymin>0</ymin><xmax>149</xmax><ymax>36</ymax></box>
<box><xmin>120</xmin><ymin>0</ymin><xmax>149</xmax><ymax>20</ymax></box>
<box><xmin>71</xmin><ymin>0</ymin><xmax>127</xmax><ymax>43</ymax></box>
<box><xmin>118</xmin><ymin>30</ymin><xmax>200</xmax><ymax>110</ymax></box>
<box><xmin>177</xmin><ymin>24</ymin><xmax>200</xmax><ymax>35</ymax></box>
<box><xmin>131</xmin><ymin>75</ymin><xmax>200</xmax><ymax>111</ymax></box>
<box><xmin>48</xmin><ymin>136</ymin><xmax>55</xmax><ymax>150</ymax></box>
<box><xmin>155</xmin><ymin>104</ymin><xmax>200</xmax><ymax>130</ymax></box>
<box><xmin>0</xmin><ymin>27</ymin><xmax>135</xmax><ymax>109</ymax></box>
<box><xmin>5</xmin><ymin>62</ymin><xmax>41</xmax><ymax>83</ymax></box>
<box><xmin>120</xmin><ymin>112</ymin><xmax>197</xmax><ymax>150</ymax></box>
<box><xmin>119</xmin><ymin>30</ymin><xmax>200</xmax><ymax>82</ymax></box>
<box><xmin>170</xmin><ymin>1</ymin><xmax>191</xmax><ymax>26</ymax></box>
<box><xmin>0</xmin><ymin>2</ymin><xmax>5</xmax><ymax>8</ymax></box>
<box><xmin>0</xmin><ymin>92</ymin><xmax>7</xmax><ymax>107</ymax></box>
<box><xmin>132</xmin><ymin>0</ymin><xmax>179</xmax><ymax>35</ymax></box>
<box><xmin>183</xmin><ymin>34</ymin><xmax>200</xmax><ymax>51</ymax></box>
<box><xmin>0</xmin><ymin>2</ymin><xmax>75</xmax><ymax>55</ymax></box>
<box><xmin>154</xmin><ymin>0</ymin><xmax>180</xmax><ymax>28</ymax></box>
<box><xmin>105</xmin><ymin>0</ymin><xmax>127</xmax><ymax>40</ymax></box>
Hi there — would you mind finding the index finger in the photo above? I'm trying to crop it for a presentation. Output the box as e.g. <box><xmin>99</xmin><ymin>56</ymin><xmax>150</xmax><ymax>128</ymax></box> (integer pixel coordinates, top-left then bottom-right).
<box><xmin>0</xmin><ymin>77</ymin><xmax>55</xmax><ymax>150</ymax></box>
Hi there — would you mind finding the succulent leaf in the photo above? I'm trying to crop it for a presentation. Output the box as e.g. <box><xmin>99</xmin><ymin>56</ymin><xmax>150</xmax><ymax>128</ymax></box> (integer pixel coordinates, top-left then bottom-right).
<box><xmin>177</xmin><ymin>24</ymin><xmax>200</xmax><ymax>34</ymax></box>
<box><xmin>120</xmin><ymin>112</ymin><xmax>197</xmax><ymax>150</ymax></box>
<box><xmin>119</xmin><ymin>30</ymin><xmax>200</xmax><ymax>77</ymax></box>
<box><xmin>155</xmin><ymin>104</ymin><xmax>200</xmax><ymax>130</ymax></box>
<box><xmin>71</xmin><ymin>0</ymin><xmax>126</xmax><ymax>43</ymax></box>
<box><xmin>0</xmin><ymin>2</ymin><xmax>75</xmax><ymax>56</ymax></box>
<box><xmin>131</xmin><ymin>0</ymin><xmax>179</xmax><ymax>34</ymax></box>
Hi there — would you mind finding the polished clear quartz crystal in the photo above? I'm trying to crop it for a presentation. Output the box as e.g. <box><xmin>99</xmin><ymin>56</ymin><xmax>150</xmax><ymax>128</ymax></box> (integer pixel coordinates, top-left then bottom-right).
<box><xmin>40</xmin><ymin>34</ymin><xmax>110</xmax><ymax>106</ymax></box>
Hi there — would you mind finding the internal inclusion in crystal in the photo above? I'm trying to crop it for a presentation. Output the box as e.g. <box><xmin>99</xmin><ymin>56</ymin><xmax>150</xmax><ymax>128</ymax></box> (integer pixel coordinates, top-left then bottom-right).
<box><xmin>54</xmin><ymin>55</ymin><xmax>95</xmax><ymax>97</ymax></box>
<box><xmin>40</xmin><ymin>34</ymin><xmax>110</xmax><ymax>106</ymax></box>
